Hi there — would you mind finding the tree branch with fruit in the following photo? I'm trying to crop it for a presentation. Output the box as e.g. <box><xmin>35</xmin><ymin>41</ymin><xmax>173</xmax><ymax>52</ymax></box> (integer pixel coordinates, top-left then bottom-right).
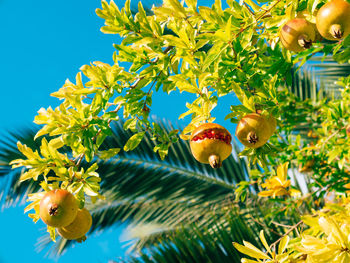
<box><xmin>8</xmin><ymin>0</ymin><xmax>350</xmax><ymax>261</ymax></box>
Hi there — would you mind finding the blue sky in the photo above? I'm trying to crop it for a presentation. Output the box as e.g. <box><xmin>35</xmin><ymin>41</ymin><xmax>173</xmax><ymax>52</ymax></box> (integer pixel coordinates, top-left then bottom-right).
<box><xmin>0</xmin><ymin>0</ymin><xmax>238</xmax><ymax>262</ymax></box>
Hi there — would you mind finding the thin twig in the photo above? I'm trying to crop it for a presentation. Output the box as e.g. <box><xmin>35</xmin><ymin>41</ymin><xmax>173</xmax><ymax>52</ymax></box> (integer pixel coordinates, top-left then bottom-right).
<box><xmin>130</xmin><ymin>77</ymin><xmax>144</xmax><ymax>89</ymax></box>
<box><xmin>271</xmin><ymin>221</ymin><xmax>295</xmax><ymax>228</ymax></box>
<box><xmin>248</xmin><ymin>215</ymin><xmax>283</xmax><ymax>237</ymax></box>
<box><xmin>184</xmin><ymin>17</ymin><xmax>195</xmax><ymax>29</ymax></box>
<box><xmin>236</xmin><ymin>0</ymin><xmax>282</xmax><ymax>38</ymax></box>
<box><xmin>269</xmin><ymin>220</ymin><xmax>303</xmax><ymax>250</ymax></box>
<box><xmin>142</xmin><ymin>72</ymin><xmax>162</xmax><ymax>111</ymax></box>
<box><xmin>322</xmin><ymin>126</ymin><xmax>346</xmax><ymax>145</ymax></box>
<box><xmin>75</xmin><ymin>153</ymin><xmax>85</xmax><ymax>168</ymax></box>
<box><xmin>130</xmin><ymin>46</ymin><xmax>174</xmax><ymax>89</ymax></box>
<box><xmin>243</xmin><ymin>3</ymin><xmax>255</xmax><ymax>15</ymax></box>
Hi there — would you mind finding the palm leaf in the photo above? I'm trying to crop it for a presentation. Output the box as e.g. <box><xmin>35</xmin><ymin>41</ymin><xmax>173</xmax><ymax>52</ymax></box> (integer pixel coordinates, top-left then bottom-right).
<box><xmin>123</xmin><ymin>206</ymin><xmax>295</xmax><ymax>263</ymax></box>
<box><xmin>290</xmin><ymin>55</ymin><xmax>350</xmax><ymax>101</ymax></box>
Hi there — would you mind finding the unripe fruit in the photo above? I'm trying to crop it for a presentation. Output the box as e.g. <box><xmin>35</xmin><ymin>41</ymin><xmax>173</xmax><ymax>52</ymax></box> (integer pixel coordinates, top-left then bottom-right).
<box><xmin>39</xmin><ymin>189</ymin><xmax>78</xmax><ymax>227</ymax></box>
<box><xmin>316</xmin><ymin>0</ymin><xmax>350</xmax><ymax>40</ymax></box>
<box><xmin>190</xmin><ymin>123</ymin><xmax>232</xmax><ymax>169</ymax></box>
<box><xmin>280</xmin><ymin>18</ymin><xmax>316</xmax><ymax>52</ymax></box>
<box><xmin>58</xmin><ymin>208</ymin><xmax>92</xmax><ymax>240</ymax></box>
<box><xmin>235</xmin><ymin>113</ymin><xmax>276</xmax><ymax>149</ymax></box>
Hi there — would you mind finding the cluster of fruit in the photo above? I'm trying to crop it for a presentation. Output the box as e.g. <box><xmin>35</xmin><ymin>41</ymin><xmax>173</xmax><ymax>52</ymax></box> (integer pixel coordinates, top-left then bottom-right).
<box><xmin>188</xmin><ymin>0</ymin><xmax>350</xmax><ymax>169</ymax></box>
<box><xmin>189</xmin><ymin>114</ymin><xmax>276</xmax><ymax>168</ymax></box>
<box><xmin>280</xmin><ymin>0</ymin><xmax>350</xmax><ymax>52</ymax></box>
<box><xmin>40</xmin><ymin>189</ymin><xmax>92</xmax><ymax>241</ymax></box>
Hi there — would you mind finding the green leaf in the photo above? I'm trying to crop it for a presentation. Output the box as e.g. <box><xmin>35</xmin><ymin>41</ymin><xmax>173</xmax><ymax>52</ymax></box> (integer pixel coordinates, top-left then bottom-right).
<box><xmin>98</xmin><ymin>148</ymin><xmax>121</xmax><ymax>160</ymax></box>
<box><xmin>83</xmin><ymin>183</ymin><xmax>99</xmax><ymax>196</ymax></box>
<box><xmin>202</xmin><ymin>43</ymin><xmax>228</xmax><ymax>71</ymax></box>
<box><xmin>328</xmin><ymin>148</ymin><xmax>341</xmax><ymax>163</ymax></box>
<box><xmin>169</xmin><ymin>75</ymin><xmax>199</xmax><ymax>93</ymax></box>
<box><xmin>124</xmin><ymin>118</ymin><xmax>138</xmax><ymax>131</ymax></box>
<box><xmin>124</xmin><ymin>131</ymin><xmax>146</xmax><ymax>151</ymax></box>
<box><xmin>168</xmin><ymin>0</ymin><xmax>187</xmax><ymax>17</ymax></box>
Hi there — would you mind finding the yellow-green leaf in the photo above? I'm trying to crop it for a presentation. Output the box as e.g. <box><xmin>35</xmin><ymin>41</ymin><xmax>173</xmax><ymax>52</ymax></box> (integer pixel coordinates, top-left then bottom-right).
<box><xmin>278</xmin><ymin>235</ymin><xmax>290</xmax><ymax>255</ymax></box>
<box><xmin>98</xmin><ymin>148</ymin><xmax>121</xmax><ymax>160</ymax></box>
<box><xmin>20</xmin><ymin>169</ymin><xmax>41</xmax><ymax>182</ymax></box>
<box><xmin>47</xmin><ymin>226</ymin><xmax>56</xmax><ymax>242</ymax></box>
<box><xmin>124</xmin><ymin>131</ymin><xmax>145</xmax><ymax>151</ymax></box>
<box><xmin>233</xmin><ymin>242</ymin><xmax>271</xmax><ymax>260</ymax></box>
<box><xmin>259</xmin><ymin>230</ymin><xmax>272</xmax><ymax>255</ymax></box>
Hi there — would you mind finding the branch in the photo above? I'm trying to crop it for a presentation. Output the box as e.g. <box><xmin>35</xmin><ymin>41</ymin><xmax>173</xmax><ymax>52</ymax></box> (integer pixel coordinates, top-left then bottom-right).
<box><xmin>71</xmin><ymin>104</ymin><xmax>123</xmax><ymax>181</ymax></box>
<box><xmin>235</xmin><ymin>0</ymin><xmax>282</xmax><ymax>38</ymax></box>
<box><xmin>142</xmin><ymin>72</ymin><xmax>162</xmax><ymax>112</ymax></box>
<box><xmin>75</xmin><ymin>153</ymin><xmax>85</xmax><ymax>168</ymax></box>
<box><xmin>248</xmin><ymin>215</ymin><xmax>283</xmax><ymax>237</ymax></box>
<box><xmin>322</xmin><ymin>126</ymin><xmax>346</xmax><ymax>145</ymax></box>
<box><xmin>269</xmin><ymin>220</ymin><xmax>303</xmax><ymax>250</ymax></box>
<box><xmin>243</xmin><ymin>3</ymin><xmax>255</xmax><ymax>16</ymax></box>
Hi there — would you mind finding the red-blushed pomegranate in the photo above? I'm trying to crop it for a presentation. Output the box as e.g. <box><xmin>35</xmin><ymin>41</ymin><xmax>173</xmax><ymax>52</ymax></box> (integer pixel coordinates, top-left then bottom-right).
<box><xmin>316</xmin><ymin>0</ymin><xmax>350</xmax><ymax>40</ymax></box>
<box><xmin>58</xmin><ymin>208</ymin><xmax>92</xmax><ymax>240</ymax></box>
<box><xmin>280</xmin><ymin>18</ymin><xmax>316</xmax><ymax>52</ymax></box>
<box><xmin>235</xmin><ymin>113</ymin><xmax>276</xmax><ymax>149</ymax></box>
<box><xmin>39</xmin><ymin>189</ymin><xmax>78</xmax><ymax>227</ymax></box>
<box><xmin>190</xmin><ymin>123</ymin><xmax>232</xmax><ymax>168</ymax></box>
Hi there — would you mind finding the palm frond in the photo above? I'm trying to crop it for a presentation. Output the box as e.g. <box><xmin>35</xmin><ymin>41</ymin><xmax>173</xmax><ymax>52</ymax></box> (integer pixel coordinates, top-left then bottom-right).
<box><xmin>290</xmin><ymin>55</ymin><xmax>350</xmax><ymax>100</ymax></box>
<box><xmin>123</xmin><ymin>206</ymin><xmax>293</xmax><ymax>263</ymax></box>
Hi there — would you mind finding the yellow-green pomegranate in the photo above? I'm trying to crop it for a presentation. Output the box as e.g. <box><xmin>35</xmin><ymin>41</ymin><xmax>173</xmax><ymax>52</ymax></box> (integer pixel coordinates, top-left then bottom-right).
<box><xmin>39</xmin><ymin>189</ymin><xmax>78</xmax><ymax>227</ymax></box>
<box><xmin>190</xmin><ymin>123</ymin><xmax>232</xmax><ymax>168</ymax></box>
<box><xmin>316</xmin><ymin>0</ymin><xmax>350</xmax><ymax>41</ymax></box>
<box><xmin>235</xmin><ymin>113</ymin><xmax>276</xmax><ymax>148</ymax></box>
<box><xmin>58</xmin><ymin>208</ymin><xmax>92</xmax><ymax>240</ymax></box>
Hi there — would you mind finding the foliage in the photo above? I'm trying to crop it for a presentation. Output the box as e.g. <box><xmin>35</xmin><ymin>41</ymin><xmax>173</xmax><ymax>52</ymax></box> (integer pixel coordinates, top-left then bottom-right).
<box><xmin>2</xmin><ymin>0</ymin><xmax>350</xmax><ymax>262</ymax></box>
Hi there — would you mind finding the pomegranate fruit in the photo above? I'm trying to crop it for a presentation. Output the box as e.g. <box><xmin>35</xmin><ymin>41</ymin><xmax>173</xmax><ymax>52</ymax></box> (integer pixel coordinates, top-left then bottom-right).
<box><xmin>58</xmin><ymin>208</ymin><xmax>92</xmax><ymax>240</ymax></box>
<box><xmin>39</xmin><ymin>189</ymin><xmax>78</xmax><ymax>227</ymax></box>
<box><xmin>316</xmin><ymin>0</ymin><xmax>350</xmax><ymax>40</ymax></box>
<box><xmin>235</xmin><ymin>113</ymin><xmax>276</xmax><ymax>148</ymax></box>
<box><xmin>190</xmin><ymin>123</ymin><xmax>232</xmax><ymax>168</ymax></box>
<box><xmin>280</xmin><ymin>18</ymin><xmax>316</xmax><ymax>52</ymax></box>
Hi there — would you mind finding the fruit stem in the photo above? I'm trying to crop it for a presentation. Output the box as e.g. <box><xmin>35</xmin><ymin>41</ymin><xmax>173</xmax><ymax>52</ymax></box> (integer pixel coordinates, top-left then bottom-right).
<box><xmin>209</xmin><ymin>154</ymin><xmax>221</xmax><ymax>169</ymax></box>
<box><xmin>297</xmin><ymin>34</ymin><xmax>312</xmax><ymax>49</ymax></box>
<box><xmin>76</xmin><ymin>235</ymin><xmax>87</xmax><ymax>243</ymax></box>
<box><xmin>330</xmin><ymin>24</ymin><xmax>343</xmax><ymax>39</ymax></box>
<box><xmin>247</xmin><ymin>131</ymin><xmax>259</xmax><ymax>144</ymax></box>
